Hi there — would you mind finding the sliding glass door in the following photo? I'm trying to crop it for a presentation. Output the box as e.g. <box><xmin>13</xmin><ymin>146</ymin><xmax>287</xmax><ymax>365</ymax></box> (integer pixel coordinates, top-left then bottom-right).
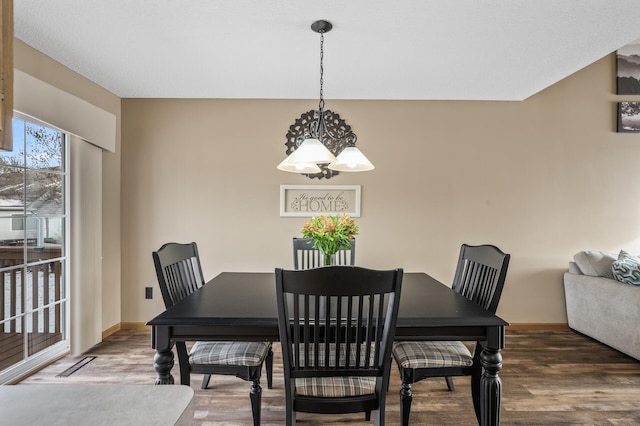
<box><xmin>0</xmin><ymin>114</ymin><xmax>68</xmax><ymax>381</ymax></box>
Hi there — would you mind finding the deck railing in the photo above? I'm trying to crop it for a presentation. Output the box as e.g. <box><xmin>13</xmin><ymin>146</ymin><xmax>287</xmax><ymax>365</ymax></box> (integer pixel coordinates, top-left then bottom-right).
<box><xmin>0</xmin><ymin>244</ymin><xmax>63</xmax><ymax>371</ymax></box>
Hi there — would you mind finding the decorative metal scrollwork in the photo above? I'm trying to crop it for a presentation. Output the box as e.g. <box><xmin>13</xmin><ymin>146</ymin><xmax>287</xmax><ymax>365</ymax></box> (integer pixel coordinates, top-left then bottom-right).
<box><xmin>284</xmin><ymin>109</ymin><xmax>358</xmax><ymax>180</ymax></box>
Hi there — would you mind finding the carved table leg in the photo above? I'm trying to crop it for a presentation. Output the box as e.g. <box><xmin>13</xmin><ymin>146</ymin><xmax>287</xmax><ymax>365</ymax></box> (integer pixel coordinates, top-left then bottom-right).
<box><xmin>153</xmin><ymin>349</ymin><xmax>175</xmax><ymax>385</ymax></box>
<box><xmin>399</xmin><ymin>381</ymin><xmax>412</xmax><ymax>426</ymax></box>
<box><xmin>250</xmin><ymin>379</ymin><xmax>262</xmax><ymax>426</ymax></box>
<box><xmin>479</xmin><ymin>346</ymin><xmax>502</xmax><ymax>426</ymax></box>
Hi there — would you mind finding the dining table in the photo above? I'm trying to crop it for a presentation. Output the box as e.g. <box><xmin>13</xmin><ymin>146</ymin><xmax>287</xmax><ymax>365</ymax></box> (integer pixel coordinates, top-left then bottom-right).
<box><xmin>147</xmin><ymin>271</ymin><xmax>508</xmax><ymax>426</ymax></box>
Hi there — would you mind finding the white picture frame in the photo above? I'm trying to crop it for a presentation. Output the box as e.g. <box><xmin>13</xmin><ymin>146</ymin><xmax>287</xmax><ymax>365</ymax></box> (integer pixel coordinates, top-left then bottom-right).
<box><xmin>280</xmin><ymin>185</ymin><xmax>361</xmax><ymax>217</ymax></box>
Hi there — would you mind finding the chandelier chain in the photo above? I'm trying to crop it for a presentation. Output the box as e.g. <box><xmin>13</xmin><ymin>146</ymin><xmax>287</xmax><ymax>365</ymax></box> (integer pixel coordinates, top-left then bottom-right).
<box><xmin>318</xmin><ymin>31</ymin><xmax>325</xmax><ymax>112</ymax></box>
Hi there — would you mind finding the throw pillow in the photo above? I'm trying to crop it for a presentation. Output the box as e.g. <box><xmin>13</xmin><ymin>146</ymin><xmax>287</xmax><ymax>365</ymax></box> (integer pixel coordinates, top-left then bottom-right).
<box><xmin>611</xmin><ymin>250</ymin><xmax>640</xmax><ymax>286</ymax></box>
<box><xmin>573</xmin><ymin>250</ymin><xmax>617</xmax><ymax>279</ymax></box>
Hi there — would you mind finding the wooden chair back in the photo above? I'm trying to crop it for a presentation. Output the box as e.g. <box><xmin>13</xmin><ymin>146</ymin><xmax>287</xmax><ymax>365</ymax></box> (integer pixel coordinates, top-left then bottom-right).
<box><xmin>152</xmin><ymin>242</ymin><xmax>205</xmax><ymax>308</ymax></box>
<box><xmin>275</xmin><ymin>265</ymin><xmax>403</xmax><ymax>421</ymax></box>
<box><xmin>292</xmin><ymin>237</ymin><xmax>355</xmax><ymax>270</ymax></box>
<box><xmin>452</xmin><ymin>244</ymin><xmax>510</xmax><ymax>313</ymax></box>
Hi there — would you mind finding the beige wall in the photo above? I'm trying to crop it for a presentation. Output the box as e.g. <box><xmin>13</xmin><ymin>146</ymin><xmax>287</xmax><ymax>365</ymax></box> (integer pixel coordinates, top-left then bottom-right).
<box><xmin>14</xmin><ymin>40</ymin><xmax>122</xmax><ymax>332</ymax></box>
<box><xmin>16</xmin><ymin>35</ymin><xmax>638</xmax><ymax>332</ymax></box>
<box><xmin>122</xmin><ymin>54</ymin><xmax>640</xmax><ymax>325</ymax></box>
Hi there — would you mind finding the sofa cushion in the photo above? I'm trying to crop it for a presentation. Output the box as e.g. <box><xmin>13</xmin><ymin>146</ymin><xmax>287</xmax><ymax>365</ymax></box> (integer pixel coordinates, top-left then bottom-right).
<box><xmin>573</xmin><ymin>250</ymin><xmax>616</xmax><ymax>279</ymax></box>
<box><xmin>611</xmin><ymin>250</ymin><xmax>640</xmax><ymax>286</ymax></box>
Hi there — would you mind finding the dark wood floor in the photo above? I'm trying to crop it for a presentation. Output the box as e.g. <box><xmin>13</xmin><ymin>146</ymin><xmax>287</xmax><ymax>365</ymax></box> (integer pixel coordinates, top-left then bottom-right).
<box><xmin>16</xmin><ymin>328</ymin><xmax>640</xmax><ymax>425</ymax></box>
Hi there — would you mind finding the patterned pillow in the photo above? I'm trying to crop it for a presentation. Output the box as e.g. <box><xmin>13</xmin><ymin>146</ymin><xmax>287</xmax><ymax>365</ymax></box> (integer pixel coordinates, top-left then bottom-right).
<box><xmin>611</xmin><ymin>250</ymin><xmax>640</xmax><ymax>286</ymax></box>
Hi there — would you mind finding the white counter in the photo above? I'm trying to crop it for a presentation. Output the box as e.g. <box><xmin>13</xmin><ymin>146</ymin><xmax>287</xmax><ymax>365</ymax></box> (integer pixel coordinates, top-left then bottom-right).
<box><xmin>0</xmin><ymin>384</ymin><xmax>194</xmax><ymax>425</ymax></box>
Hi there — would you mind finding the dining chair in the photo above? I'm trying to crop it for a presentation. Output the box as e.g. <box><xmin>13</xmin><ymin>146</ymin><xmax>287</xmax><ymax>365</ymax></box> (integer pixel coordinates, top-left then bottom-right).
<box><xmin>391</xmin><ymin>244</ymin><xmax>510</xmax><ymax>426</ymax></box>
<box><xmin>152</xmin><ymin>242</ymin><xmax>273</xmax><ymax>426</ymax></box>
<box><xmin>275</xmin><ymin>265</ymin><xmax>403</xmax><ymax>426</ymax></box>
<box><xmin>292</xmin><ymin>237</ymin><xmax>356</xmax><ymax>269</ymax></box>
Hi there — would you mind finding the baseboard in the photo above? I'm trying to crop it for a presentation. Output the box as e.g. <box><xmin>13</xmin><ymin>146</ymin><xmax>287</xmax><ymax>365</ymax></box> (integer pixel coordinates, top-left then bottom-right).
<box><xmin>102</xmin><ymin>322</ymin><xmax>150</xmax><ymax>339</ymax></box>
<box><xmin>507</xmin><ymin>323</ymin><xmax>569</xmax><ymax>330</ymax></box>
<box><xmin>101</xmin><ymin>323</ymin><xmax>121</xmax><ymax>339</ymax></box>
<box><xmin>120</xmin><ymin>322</ymin><xmax>151</xmax><ymax>330</ymax></box>
<box><xmin>119</xmin><ymin>322</ymin><xmax>151</xmax><ymax>331</ymax></box>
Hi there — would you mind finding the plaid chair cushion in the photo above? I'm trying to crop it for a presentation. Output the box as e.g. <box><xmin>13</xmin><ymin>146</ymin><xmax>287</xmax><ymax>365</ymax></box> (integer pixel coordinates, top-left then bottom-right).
<box><xmin>189</xmin><ymin>341</ymin><xmax>270</xmax><ymax>367</ymax></box>
<box><xmin>392</xmin><ymin>341</ymin><xmax>473</xmax><ymax>369</ymax></box>
<box><xmin>292</xmin><ymin>343</ymin><xmax>378</xmax><ymax>397</ymax></box>
<box><xmin>295</xmin><ymin>376</ymin><xmax>376</xmax><ymax>397</ymax></box>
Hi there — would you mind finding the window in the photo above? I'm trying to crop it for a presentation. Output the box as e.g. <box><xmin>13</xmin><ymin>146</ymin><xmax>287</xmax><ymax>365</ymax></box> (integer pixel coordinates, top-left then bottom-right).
<box><xmin>10</xmin><ymin>215</ymin><xmax>38</xmax><ymax>232</ymax></box>
<box><xmin>0</xmin><ymin>114</ymin><xmax>68</xmax><ymax>381</ymax></box>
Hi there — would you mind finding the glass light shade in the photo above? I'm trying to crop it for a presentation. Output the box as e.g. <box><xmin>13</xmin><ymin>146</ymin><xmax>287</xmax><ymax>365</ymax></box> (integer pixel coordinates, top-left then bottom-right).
<box><xmin>328</xmin><ymin>146</ymin><xmax>375</xmax><ymax>172</ymax></box>
<box><xmin>276</xmin><ymin>156</ymin><xmax>322</xmax><ymax>174</ymax></box>
<box><xmin>286</xmin><ymin>138</ymin><xmax>337</xmax><ymax>164</ymax></box>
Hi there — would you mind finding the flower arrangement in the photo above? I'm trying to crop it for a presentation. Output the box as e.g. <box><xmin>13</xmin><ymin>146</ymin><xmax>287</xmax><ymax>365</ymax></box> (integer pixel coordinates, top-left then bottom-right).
<box><xmin>301</xmin><ymin>213</ymin><xmax>358</xmax><ymax>265</ymax></box>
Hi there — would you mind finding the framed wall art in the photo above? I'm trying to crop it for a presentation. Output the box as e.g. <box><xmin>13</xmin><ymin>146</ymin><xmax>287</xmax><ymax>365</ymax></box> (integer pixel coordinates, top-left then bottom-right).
<box><xmin>616</xmin><ymin>38</ymin><xmax>640</xmax><ymax>94</ymax></box>
<box><xmin>617</xmin><ymin>101</ymin><xmax>640</xmax><ymax>132</ymax></box>
<box><xmin>280</xmin><ymin>185</ymin><xmax>361</xmax><ymax>217</ymax></box>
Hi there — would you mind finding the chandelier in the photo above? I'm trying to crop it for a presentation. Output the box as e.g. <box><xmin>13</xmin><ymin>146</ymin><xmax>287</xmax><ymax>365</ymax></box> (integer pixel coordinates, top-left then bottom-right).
<box><xmin>277</xmin><ymin>20</ymin><xmax>374</xmax><ymax>178</ymax></box>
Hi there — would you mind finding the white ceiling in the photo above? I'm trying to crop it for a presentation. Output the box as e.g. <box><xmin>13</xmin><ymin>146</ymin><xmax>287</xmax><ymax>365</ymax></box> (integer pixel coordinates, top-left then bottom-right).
<box><xmin>13</xmin><ymin>1</ymin><xmax>640</xmax><ymax>101</ymax></box>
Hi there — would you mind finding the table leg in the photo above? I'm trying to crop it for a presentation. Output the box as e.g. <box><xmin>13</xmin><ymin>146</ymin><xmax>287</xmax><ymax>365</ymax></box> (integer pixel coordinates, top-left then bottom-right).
<box><xmin>151</xmin><ymin>325</ymin><xmax>175</xmax><ymax>385</ymax></box>
<box><xmin>479</xmin><ymin>346</ymin><xmax>502</xmax><ymax>426</ymax></box>
<box><xmin>153</xmin><ymin>348</ymin><xmax>175</xmax><ymax>385</ymax></box>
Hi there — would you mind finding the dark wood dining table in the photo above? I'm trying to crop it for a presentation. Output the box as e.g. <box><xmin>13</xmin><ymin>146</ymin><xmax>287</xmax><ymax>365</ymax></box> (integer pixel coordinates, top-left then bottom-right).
<box><xmin>147</xmin><ymin>271</ymin><xmax>508</xmax><ymax>426</ymax></box>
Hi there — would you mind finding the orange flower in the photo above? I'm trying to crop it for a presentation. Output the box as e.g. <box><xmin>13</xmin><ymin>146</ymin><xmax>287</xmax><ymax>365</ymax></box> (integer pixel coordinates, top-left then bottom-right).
<box><xmin>301</xmin><ymin>213</ymin><xmax>359</xmax><ymax>260</ymax></box>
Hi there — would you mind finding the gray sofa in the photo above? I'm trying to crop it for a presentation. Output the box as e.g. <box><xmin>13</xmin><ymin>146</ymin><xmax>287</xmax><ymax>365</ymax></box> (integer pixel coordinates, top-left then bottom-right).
<box><xmin>563</xmin><ymin>250</ymin><xmax>640</xmax><ymax>361</ymax></box>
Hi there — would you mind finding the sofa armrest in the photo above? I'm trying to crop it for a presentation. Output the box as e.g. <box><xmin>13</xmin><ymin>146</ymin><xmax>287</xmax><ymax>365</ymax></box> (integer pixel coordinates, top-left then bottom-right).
<box><xmin>563</xmin><ymin>272</ymin><xmax>640</xmax><ymax>360</ymax></box>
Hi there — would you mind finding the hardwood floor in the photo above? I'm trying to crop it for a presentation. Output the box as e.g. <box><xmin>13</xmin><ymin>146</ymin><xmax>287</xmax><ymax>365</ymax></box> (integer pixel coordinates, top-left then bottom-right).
<box><xmin>16</xmin><ymin>329</ymin><xmax>640</xmax><ymax>425</ymax></box>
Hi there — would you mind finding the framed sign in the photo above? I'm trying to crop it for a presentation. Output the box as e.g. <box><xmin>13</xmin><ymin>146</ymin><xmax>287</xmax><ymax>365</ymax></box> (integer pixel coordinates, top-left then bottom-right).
<box><xmin>280</xmin><ymin>185</ymin><xmax>361</xmax><ymax>217</ymax></box>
